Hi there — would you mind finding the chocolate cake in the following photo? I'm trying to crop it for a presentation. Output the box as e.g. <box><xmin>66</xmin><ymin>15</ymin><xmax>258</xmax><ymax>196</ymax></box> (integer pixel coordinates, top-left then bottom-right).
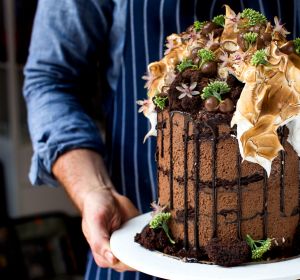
<box><xmin>135</xmin><ymin>6</ymin><xmax>300</xmax><ymax>266</ymax></box>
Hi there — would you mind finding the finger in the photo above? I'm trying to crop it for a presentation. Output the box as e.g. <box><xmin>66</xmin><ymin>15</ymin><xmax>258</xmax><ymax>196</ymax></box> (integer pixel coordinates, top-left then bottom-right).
<box><xmin>112</xmin><ymin>261</ymin><xmax>136</xmax><ymax>272</ymax></box>
<box><xmin>84</xmin><ymin>213</ymin><xmax>120</xmax><ymax>266</ymax></box>
<box><xmin>113</xmin><ymin>193</ymin><xmax>140</xmax><ymax>221</ymax></box>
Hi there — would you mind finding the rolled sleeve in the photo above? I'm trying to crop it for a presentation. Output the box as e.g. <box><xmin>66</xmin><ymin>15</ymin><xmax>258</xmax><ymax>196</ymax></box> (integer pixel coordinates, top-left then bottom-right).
<box><xmin>23</xmin><ymin>0</ymin><xmax>112</xmax><ymax>186</ymax></box>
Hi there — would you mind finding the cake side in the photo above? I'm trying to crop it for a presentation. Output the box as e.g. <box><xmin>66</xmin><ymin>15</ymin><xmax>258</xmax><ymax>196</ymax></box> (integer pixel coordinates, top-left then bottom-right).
<box><xmin>157</xmin><ymin>110</ymin><xmax>299</xmax><ymax>252</ymax></box>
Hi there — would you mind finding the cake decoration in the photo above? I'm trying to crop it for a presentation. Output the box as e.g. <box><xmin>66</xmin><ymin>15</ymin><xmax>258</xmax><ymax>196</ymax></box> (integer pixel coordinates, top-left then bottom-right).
<box><xmin>138</xmin><ymin>5</ymin><xmax>300</xmax><ymax>175</ymax></box>
<box><xmin>136</xmin><ymin>5</ymin><xmax>300</xmax><ymax>267</ymax></box>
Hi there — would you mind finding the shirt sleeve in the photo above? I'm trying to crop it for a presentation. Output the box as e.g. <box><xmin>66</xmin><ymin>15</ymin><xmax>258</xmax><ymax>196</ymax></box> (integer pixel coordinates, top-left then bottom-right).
<box><xmin>23</xmin><ymin>0</ymin><xmax>112</xmax><ymax>187</ymax></box>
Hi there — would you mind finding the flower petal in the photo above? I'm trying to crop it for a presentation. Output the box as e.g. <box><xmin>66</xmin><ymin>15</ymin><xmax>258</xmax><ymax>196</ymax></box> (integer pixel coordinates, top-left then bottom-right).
<box><xmin>176</xmin><ymin>86</ymin><xmax>186</xmax><ymax>93</ymax></box>
<box><xmin>190</xmin><ymin>82</ymin><xmax>198</xmax><ymax>90</ymax></box>
<box><xmin>181</xmin><ymin>83</ymin><xmax>188</xmax><ymax>89</ymax></box>
<box><xmin>178</xmin><ymin>93</ymin><xmax>186</xmax><ymax>99</ymax></box>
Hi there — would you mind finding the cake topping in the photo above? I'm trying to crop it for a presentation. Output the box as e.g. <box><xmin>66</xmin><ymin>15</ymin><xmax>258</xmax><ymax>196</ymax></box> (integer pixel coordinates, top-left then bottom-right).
<box><xmin>138</xmin><ymin>5</ymin><xmax>300</xmax><ymax>175</ymax></box>
<box><xmin>245</xmin><ymin>235</ymin><xmax>273</xmax><ymax>260</ymax></box>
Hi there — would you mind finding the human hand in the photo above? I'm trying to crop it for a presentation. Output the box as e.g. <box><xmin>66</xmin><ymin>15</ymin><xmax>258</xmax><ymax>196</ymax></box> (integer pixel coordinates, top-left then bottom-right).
<box><xmin>81</xmin><ymin>187</ymin><xmax>140</xmax><ymax>272</ymax></box>
<box><xmin>52</xmin><ymin>149</ymin><xmax>140</xmax><ymax>272</ymax></box>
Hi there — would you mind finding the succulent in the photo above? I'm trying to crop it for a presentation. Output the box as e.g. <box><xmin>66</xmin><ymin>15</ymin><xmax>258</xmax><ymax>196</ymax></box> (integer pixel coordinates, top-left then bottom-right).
<box><xmin>201</xmin><ymin>81</ymin><xmax>230</xmax><ymax>102</ymax></box>
<box><xmin>153</xmin><ymin>95</ymin><xmax>168</xmax><ymax>110</ymax></box>
<box><xmin>212</xmin><ymin>15</ymin><xmax>225</xmax><ymax>27</ymax></box>
<box><xmin>251</xmin><ymin>49</ymin><xmax>268</xmax><ymax>66</ymax></box>
<box><xmin>240</xmin><ymin>8</ymin><xmax>267</xmax><ymax>27</ymax></box>
<box><xmin>197</xmin><ymin>49</ymin><xmax>216</xmax><ymax>68</ymax></box>
<box><xmin>177</xmin><ymin>58</ymin><xmax>196</xmax><ymax>72</ymax></box>
<box><xmin>245</xmin><ymin>234</ymin><xmax>272</xmax><ymax>260</ymax></box>
<box><xmin>243</xmin><ymin>32</ymin><xmax>258</xmax><ymax>45</ymax></box>
<box><xmin>293</xmin><ymin>38</ymin><xmax>300</xmax><ymax>55</ymax></box>
<box><xmin>149</xmin><ymin>212</ymin><xmax>175</xmax><ymax>244</ymax></box>
<box><xmin>194</xmin><ymin>20</ymin><xmax>206</xmax><ymax>32</ymax></box>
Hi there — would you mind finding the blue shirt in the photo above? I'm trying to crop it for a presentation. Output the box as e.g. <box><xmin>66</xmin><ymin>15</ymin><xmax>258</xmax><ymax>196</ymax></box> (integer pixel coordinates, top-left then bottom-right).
<box><xmin>23</xmin><ymin>0</ymin><xmax>299</xmax><ymax>279</ymax></box>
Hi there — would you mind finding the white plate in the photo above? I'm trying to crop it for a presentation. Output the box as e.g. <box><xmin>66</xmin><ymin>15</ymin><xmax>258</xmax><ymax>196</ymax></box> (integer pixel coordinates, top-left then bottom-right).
<box><xmin>110</xmin><ymin>212</ymin><xmax>300</xmax><ymax>280</ymax></box>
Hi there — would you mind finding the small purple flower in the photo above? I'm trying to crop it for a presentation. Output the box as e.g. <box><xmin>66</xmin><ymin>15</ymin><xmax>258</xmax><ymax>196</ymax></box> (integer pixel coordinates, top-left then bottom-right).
<box><xmin>206</xmin><ymin>32</ymin><xmax>215</xmax><ymax>49</ymax></box>
<box><xmin>150</xmin><ymin>200</ymin><xmax>167</xmax><ymax>217</ymax></box>
<box><xmin>136</xmin><ymin>99</ymin><xmax>152</xmax><ymax>113</ymax></box>
<box><xmin>219</xmin><ymin>51</ymin><xmax>231</xmax><ymax>68</ymax></box>
<box><xmin>164</xmin><ymin>35</ymin><xmax>181</xmax><ymax>55</ymax></box>
<box><xmin>227</xmin><ymin>13</ymin><xmax>241</xmax><ymax>32</ymax></box>
<box><xmin>273</xmin><ymin>16</ymin><xmax>290</xmax><ymax>37</ymax></box>
<box><xmin>142</xmin><ymin>72</ymin><xmax>156</xmax><ymax>90</ymax></box>
<box><xmin>176</xmin><ymin>82</ymin><xmax>200</xmax><ymax>99</ymax></box>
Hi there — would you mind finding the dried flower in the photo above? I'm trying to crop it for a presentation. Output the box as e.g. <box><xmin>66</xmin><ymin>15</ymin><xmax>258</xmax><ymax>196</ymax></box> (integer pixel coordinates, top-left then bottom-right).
<box><xmin>182</xmin><ymin>29</ymin><xmax>202</xmax><ymax>44</ymax></box>
<box><xmin>142</xmin><ymin>72</ymin><xmax>156</xmax><ymax>90</ymax></box>
<box><xmin>273</xmin><ymin>17</ymin><xmax>290</xmax><ymax>38</ymax></box>
<box><xmin>219</xmin><ymin>51</ymin><xmax>231</xmax><ymax>68</ymax></box>
<box><xmin>136</xmin><ymin>99</ymin><xmax>152</xmax><ymax>113</ymax></box>
<box><xmin>164</xmin><ymin>70</ymin><xmax>176</xmax><ymax>85</ymax></box>
<box><xmin>206</xmin><ymin>32</ymin><xmax>215</xmax><ymax>49</ymax></box>
<box><xmin>164</xmin><ymin>36</ymin><xmax>181</xmax><ymax>55</ymax></box>
<box><xmin>227</xmin><ymin>13</ymin><xmax>241</xmax><ymax>32</ymax></box>
<box><xmin>176</xmin><ymin>82</ymin><xmax>200</xmax><ymax>99</ymax></box>
<box><xmin>150</xmin><ymin>201</ymin><xmax>167</xmax><ymax>217</ymax></box>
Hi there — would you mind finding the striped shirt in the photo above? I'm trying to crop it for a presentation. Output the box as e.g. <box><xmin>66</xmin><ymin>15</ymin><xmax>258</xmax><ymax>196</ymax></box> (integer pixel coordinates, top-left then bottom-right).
<box><xmin>23</xmin><ymin>0</ymin><xmax>299</xmax><ymax>279</ymax></box>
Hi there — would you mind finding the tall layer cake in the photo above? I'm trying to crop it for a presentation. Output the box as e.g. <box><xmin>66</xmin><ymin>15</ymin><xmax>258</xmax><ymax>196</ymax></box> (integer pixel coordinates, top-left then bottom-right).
<box><xmin>135</xmin><ymin>6</ymin><xmax>300</xmax><ymax>266</ymax></box>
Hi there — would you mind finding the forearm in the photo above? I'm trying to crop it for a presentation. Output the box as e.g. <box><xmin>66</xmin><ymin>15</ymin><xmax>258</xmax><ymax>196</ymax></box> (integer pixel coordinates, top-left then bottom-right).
<box><xmin>52</xmin><ymin>148</ymin><xmax>114</xmax><ymax>212</ymax></box>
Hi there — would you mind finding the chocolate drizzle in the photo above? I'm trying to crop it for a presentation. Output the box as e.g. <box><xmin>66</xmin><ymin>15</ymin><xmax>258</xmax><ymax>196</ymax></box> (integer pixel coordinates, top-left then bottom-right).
<box><xmin>209</xmin><ymin>121</ymin><xmax>218</xmax><ymax>238</ymax></box>
<box><xmin>193</xmin><ymin>124</ymin><xmax>200</xmax><ymax>250</ymax></box>
<box><xmin>161</xmin><ymin>113</ymin><xmax>165</xmax><ymax>158</ymax></box>
<box><xmin>279</xmin><ymin>127</ymin><xmax>286</xmax><ymax>216</ymax></box>
<box><xmin>158</xmin><ymin>111</ymin><xmax>299</xmax><ymax>255</ymax></box>
<box><xmin>169</xmin><ymin>112</ymin><xmax>174</xmax><ymax>209</ymax></box>
<box><xmin>236</xmin><ymin>152</ymin><xmax>242</xmax><ymax>239</ymax></box>
<box><xmin>263</xmin><ymin>170</ymin><xmax>268</xmax><ymax>239</ymax></box>
<box><xmin>183</xmin><ymin>116</ymin><xmax>189</xmax><ymax>249</ymax></box>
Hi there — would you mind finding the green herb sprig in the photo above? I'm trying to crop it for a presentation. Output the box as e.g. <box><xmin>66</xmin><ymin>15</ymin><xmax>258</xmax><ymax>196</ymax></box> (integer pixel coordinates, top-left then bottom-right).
<box><xmin>243</xmin><ymin>32</ymin><xmax>258</xmax><ymax>46</ymax></box>
<box><xmin>240</xmin><ymin>8</ymin><xmax>267</xmax><ymax>27</ymax></box>
<box><xmin>293</xmin><ymin>38</ymin><xmax>300</xmax><ymax>55</ymax></box>
<box><xmin>177</xmin><ymin>58</ymin><xmax>196</xmax><ymax>72</ymax></box>
<box><xmin>153</xmin><ymin>96</ymin><xmax>168</xmax><ymax>110</ymax></box>
<box><xmin>212</xmin><ymin>15</ymin><xmax>225</xmax><ymax>27</ymax></box>
<box><xmin>149</xmin><ymin>212</ymin><xmax>175</xmax><ymax>244</ymax></box>
<box><xmin>201</xmin><ymin>81</ymin><xmax>230</xmax><ymax>102</ymax></box>
<box><xmin>197</xmin><ymin>49</ymin><xmax>215</xmax><ymax>68</ymax></box>
<box><xmin>251</xmin><ymin>49</ymin><xmax>268</xmax><ymax>66</ymax></box>
<box><xmin>246</xmin><ymin>235</ymin><xmax>272</xmax><ymax>260</ymax></box>
<box><xmin>194</xmin><ymin>20</ymin><xmax>207</xmax><ymax>32</ymax></box>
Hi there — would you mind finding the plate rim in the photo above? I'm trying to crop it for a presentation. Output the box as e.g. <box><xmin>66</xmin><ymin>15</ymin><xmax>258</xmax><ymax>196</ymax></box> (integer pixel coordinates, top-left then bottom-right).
<box><xmin>110</xmin><ymin>212</ymin><xmax>300</xmax><ymax>280</ymax></box>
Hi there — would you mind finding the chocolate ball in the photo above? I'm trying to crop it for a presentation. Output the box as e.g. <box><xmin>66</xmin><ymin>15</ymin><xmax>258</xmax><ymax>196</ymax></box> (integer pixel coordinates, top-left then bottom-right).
<box><xmin>201</xmin><ymin>22</ymin><xmax>218</xmax><ymax>35</ymax></box>
<box><xmin>204</xmin><ymin>96</ymin><xmax>219</xmax><ymax>111</ymax></box>
<box><xmin>237</xmin><ymin>33</ymin><xmax>248</xmax><ymax>52</ymax></box>
<box><xmin>219</xmin><ymin>98</ymin><xmax>234</xmax><ymax>113</ymax></box>
<box><xmin>279</xmin><ymin>41</ymin><xmax>295</xmax><ymax>55</ymax></box>
<box><xmin>200</xmin><ymin>61</ymin><xmax>217</xmax><ymax>76</ymax></box>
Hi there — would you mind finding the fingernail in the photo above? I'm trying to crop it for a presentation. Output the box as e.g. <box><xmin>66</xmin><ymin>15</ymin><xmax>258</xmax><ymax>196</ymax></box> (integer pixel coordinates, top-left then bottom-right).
<box><xmin>105</xmin><ymin>251</ymin><xmax>115</xmax><ymax>264</ymax></box>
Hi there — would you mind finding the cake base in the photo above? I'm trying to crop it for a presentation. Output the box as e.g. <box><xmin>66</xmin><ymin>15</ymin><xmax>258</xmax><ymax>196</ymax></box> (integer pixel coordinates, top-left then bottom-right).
<box><xmin>110</xmin><ymin>213</ymin><xmax>300</xmax><ymax>280</ymax></box>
